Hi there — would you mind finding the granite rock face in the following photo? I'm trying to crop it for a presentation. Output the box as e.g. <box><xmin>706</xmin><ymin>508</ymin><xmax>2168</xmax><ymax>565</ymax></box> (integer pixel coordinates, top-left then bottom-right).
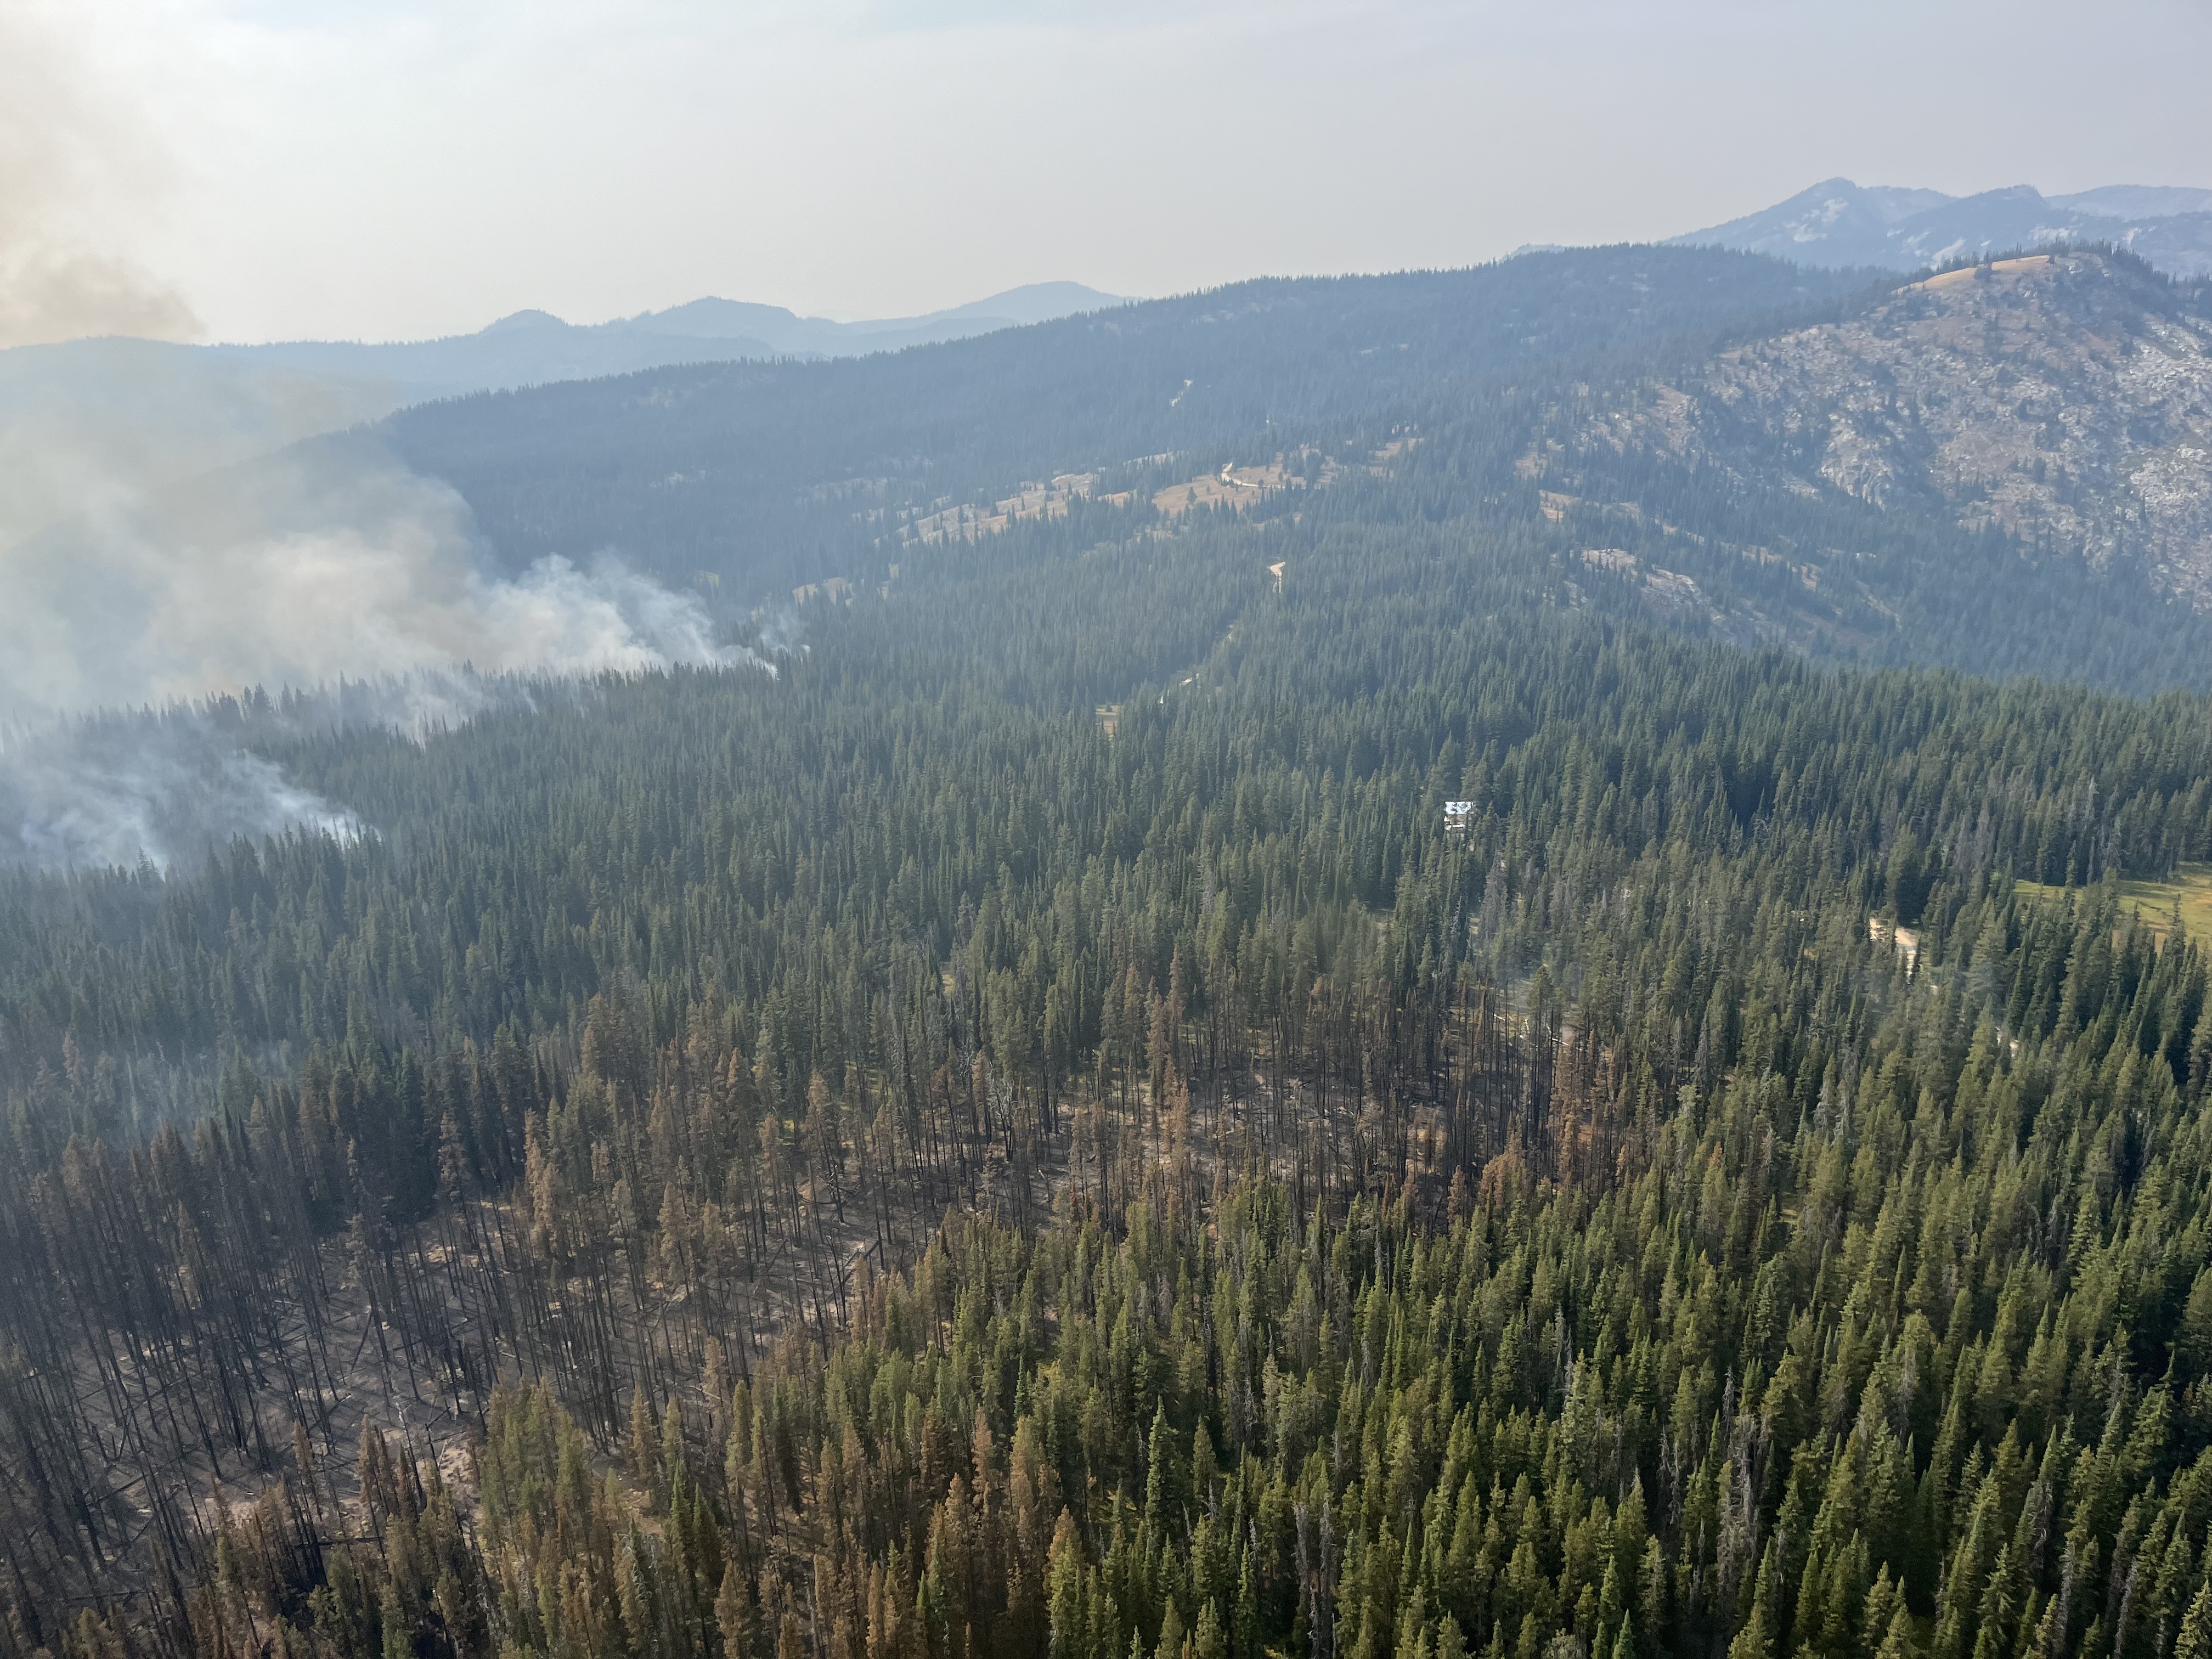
<box><xmin>1572</xmin><ymin>253</ymin><xmax>2212</xmax><ymax>606</ymax></box>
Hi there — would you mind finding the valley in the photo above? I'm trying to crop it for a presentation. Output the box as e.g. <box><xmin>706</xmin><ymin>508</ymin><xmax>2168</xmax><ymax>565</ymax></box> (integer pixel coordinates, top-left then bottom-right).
<box><xmin>11</xmin><ymin>227</ymin><xmax>2212</xmax><ymax>1659</ymax></box>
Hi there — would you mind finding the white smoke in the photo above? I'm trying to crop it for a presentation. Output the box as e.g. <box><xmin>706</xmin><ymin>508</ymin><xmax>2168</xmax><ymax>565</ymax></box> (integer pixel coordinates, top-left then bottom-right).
<box><xmin>0</xmin><ymin>439</ymin><xmax>760</xmax><ymax>870</ymax></box>
<box><xmin>0</xmin><ymin>713</ymin><xmax>360</xmax><ymax>871</ymax></box>
<box><xmin>0</xmin><ymin>440</ymin><xmax>749</xmax><ymax>716</ymax></box>
<box><xmin>0</xmin><ymin>4</ymin><xmax>199</xmax><ymax>351</ymax></box>
<box><xmin>0</xmin><ymin>4</ymin><xmax>765</xmax><ymax>872</ymax></box>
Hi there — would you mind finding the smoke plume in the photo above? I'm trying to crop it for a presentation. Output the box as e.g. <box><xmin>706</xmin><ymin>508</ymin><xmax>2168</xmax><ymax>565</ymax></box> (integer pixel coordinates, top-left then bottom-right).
<box><xmin>0</xmin><ymin>711</ymin><xmax>359</xmax><ymax>872</ymax></box>
<box><xmin>0</xmin><ymin>9</ymin><xmax>758</xmax><ymax>870</ymax></box>
<box><xmin>0</xmin><ymin>418</ymin><xmax>760</xmax><ymax>872</ymax></box>
<box><xmin>0</xmin><ymin>4</ymin><xmax>200</xmax><ymax>349</ymax></box>
<box><xmin>1</xmin><ymin>673</ymin><xmax>614</xmax><ymax>871</ymax></box>
<box><xmin>0</xmin><ymin>437</ymin><xmax>757</xmax><ymax>870</ymax></box>
<box><xmin>0</xmin><ymin>437</ymin><xmax>749</xmax><ymax>717</ymax></box>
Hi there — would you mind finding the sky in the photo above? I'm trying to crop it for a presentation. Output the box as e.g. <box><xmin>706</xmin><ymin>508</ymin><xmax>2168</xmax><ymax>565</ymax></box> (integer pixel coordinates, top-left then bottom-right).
<box><xmin>8</xmin><ymin>0</ymin><xmax>2212</xmax><ymax>346</ymax></box>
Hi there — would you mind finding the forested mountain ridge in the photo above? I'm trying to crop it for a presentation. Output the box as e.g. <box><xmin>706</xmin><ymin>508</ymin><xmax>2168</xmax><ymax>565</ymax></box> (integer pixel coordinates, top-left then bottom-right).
<box><xmin>204</xmin><ymin>281</ymin><xmax>1135</xmax><ymax>404</ymax></box>
<box><xmin>36</xmin><ymin>241</ymin><xmax>2212</xmax><ymax>719</ymax></box>
<box><xmin>0</xmin><ymin>283</ymin><xmax>1124</xmax><ymax>556</ymax></box>
<box><xmin>377</xmin><ymin>247</ymin><xmax>1868</xmax><ymax>601</ymax></box>
<box><xmin>1530</xmin><ymin>251</ymin><xmax>2212</xmax><ymax>607</ymax></box>
<box><xmin>362</xmin><ymin>244</ymin><xmax>2212</xmax><ymax>694</ymax></box>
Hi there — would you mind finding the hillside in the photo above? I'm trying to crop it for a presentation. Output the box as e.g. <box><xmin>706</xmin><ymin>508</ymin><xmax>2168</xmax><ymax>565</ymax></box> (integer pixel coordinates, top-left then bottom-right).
<box><xmin>0</xmin><ymin>283</ymin><xmax>1125</xmax><ymax>552</ymax></box>
<box><xmin>376</xmin><ymin>246</ymin><xmax>1864</xmax><ymax>601</ymax></box>
<box><xmin>12</xmin><ymin>411</ymin><xmax>2212</xmax><ymax>1658</ymax></box>
<box><xmin>357</xmin><ymin>244</ymin><xmax>2212</xmax><ymax>695</ymax></box>
<box><xmin>1536</xmin><ymin>251</ymin><xmax>2212</xmax><ymax>606</ymax></box>
<box><xmin>22</xmin><ymin>243</ymin><xmax>2212</xmax><ymax>735</ymax></box>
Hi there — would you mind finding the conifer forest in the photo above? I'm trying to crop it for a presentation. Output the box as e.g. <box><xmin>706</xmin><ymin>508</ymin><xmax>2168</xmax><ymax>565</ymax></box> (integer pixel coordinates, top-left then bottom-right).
<box><xmin>10</xmin><ymin>243</ymin><xmax>2212</xmax><ymax>1659</ymax></box>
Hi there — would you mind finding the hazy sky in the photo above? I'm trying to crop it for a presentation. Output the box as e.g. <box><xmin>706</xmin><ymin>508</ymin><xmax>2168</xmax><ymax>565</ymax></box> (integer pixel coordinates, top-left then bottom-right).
<box><xmin>11</xmin><ymin>0</ymin><xmax>2212</xmax><ymax>344</ymax></box>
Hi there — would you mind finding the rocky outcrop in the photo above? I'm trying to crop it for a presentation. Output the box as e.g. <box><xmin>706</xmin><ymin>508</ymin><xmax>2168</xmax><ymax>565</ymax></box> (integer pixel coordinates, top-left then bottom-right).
<box><xmin>1572</xmin><ymin>252</ymin><xmax>2212</xmax><ymax>605</ymax></box>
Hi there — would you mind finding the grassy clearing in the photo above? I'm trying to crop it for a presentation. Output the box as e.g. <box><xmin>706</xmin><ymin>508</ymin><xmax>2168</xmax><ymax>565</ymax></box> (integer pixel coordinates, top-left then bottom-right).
<box><xmin>1908</xmin><ymin>253</ymin><xmax>2055</xmax><ymax>292</ymax></box>
<box><xmin>2015</xmin><ymin>862</ymin><xmax>2212</xmax><ymax>944</ymax></box>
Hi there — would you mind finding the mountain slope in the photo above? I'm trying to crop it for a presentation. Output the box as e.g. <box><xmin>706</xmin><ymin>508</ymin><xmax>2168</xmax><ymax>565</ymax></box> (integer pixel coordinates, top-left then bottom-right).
<box><xmin>0</xmin><ymin>281</ymin><xmax>1127</xmax><ymax>550</ymax></box>
<box><xmin>1542</xmin><ymin>250</ymin><xmax>2212</xmax><ymax>606</ymax></box>
<box><xmin>370</xmin><ymin>242</ymin><xmax>2212</xmax><ymax>693</ymax></box>
<box><xmin>379</xmin><ymin>247</ymin><xmax>1867</xmax><ymax>597</ymax></box>
<box><xmin>1676</xmin><ymin>178</ymin><xmax>2212</xmax><ymax>277</ymax></box>
<box><xmin>38</xmin><ymin>244</ymin><xmax>2212</xmax><ymax>702</ymax></box>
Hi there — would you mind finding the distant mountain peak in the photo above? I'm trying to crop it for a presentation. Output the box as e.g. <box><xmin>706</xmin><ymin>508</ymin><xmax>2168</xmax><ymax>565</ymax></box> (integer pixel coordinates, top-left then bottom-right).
<box><xmin>480</xmin><ymin>309</ymin><xmax>569</xmax><ymax>334</ymax></box>
<box><xmin>445</xmin><ymin>283</ymin><xmax>1133</xmax><ymax>362</ymax></box>
<box><xmin>620</xmin><ymin>297</ymin><xmax>817</xmax><ymax>340</ymax></box>
<box><xmin>1672</xmin><ymin>179</ymin><xmax>2212</xmax><ymax>279</ymax></box>
<box><xmin>910</xmin><ymin>281</ymin><xmax>1132</xmax><ymax>328</ymax></box>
